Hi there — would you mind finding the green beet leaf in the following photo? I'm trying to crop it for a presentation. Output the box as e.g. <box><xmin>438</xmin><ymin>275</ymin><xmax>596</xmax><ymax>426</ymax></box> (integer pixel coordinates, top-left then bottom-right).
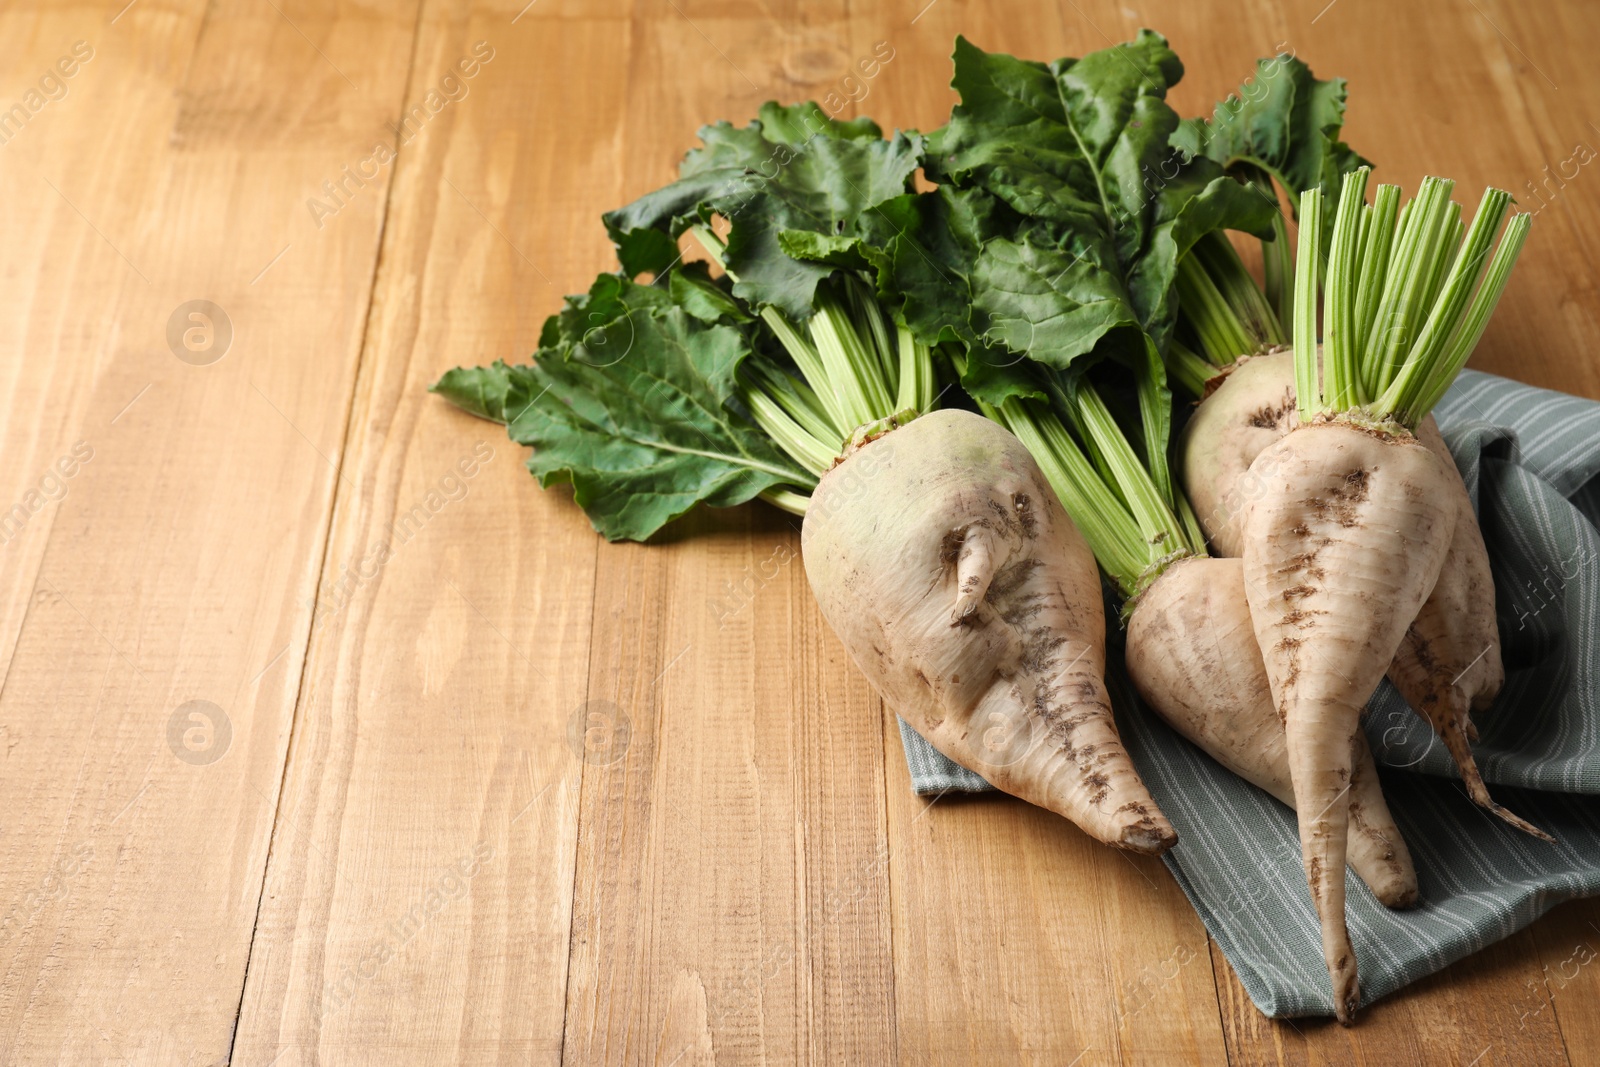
<box><xmin>931</xmin><ymin>33</ymin><xmax>1276</xmax><ymax>361</ymax></box>
<box><xmin>603</xmin><ymin>102</ymin><xmax>922</xmax><ymax>321</ymax></box>
<box><xmin>776</xmin><ymin>181</ymin><xmax>1052</xmax><ymax>407</ymax></box>
<box><xmin>432</xmin><ymin>278</ymin><xmax>810</xmax><ymax>542</ymax></box>
<box><xmin>1172</xmin><ymin>52</ymin><xmax>1369</xmax><ymax>236</ymax></box>
<box><xmin>669</xmin><ymin>262</ymin><xmax>753</xmax><ymax>324</ymax></box>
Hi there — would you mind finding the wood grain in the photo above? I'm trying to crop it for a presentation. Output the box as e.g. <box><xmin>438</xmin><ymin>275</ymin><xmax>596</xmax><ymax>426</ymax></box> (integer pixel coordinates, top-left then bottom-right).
<box><xmin>0</xmin><ymin>9</ymin><xmax>155</xmax><ymax>701</ymax></box>
<box><xmin>229</xmin><ymin>3</ymin><xmax>626</xmax><ymax>1063</ymax></box>
<box><xmin>0</xmin><ymin>0</ymin><xmax>1597</xmax><ymax>1063</ymax></box>
<box><xmin>561</xmin><ymin>509</ymin><xmax>898</xmax><ymax>1065</ymax></box>
<box><xmin>0</xmin><ymin>0</ymin><xmax>419</xmax><ymax>1061</ymax></box>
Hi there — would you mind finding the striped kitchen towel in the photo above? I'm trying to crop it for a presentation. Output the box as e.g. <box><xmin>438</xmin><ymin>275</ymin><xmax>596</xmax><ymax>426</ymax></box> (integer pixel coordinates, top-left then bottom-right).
<box><xmin>895</xmin><ymin>369</ymin><xmax>1600</xmax><ymax>1018</ymax></box>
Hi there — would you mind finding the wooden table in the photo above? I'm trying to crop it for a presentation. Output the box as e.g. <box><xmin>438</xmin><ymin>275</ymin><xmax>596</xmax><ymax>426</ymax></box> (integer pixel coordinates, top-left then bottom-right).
<box><xmin>2</xmin><ymin>0</ymin><xmax>1597</xmax><ymax>1063</ymax></box>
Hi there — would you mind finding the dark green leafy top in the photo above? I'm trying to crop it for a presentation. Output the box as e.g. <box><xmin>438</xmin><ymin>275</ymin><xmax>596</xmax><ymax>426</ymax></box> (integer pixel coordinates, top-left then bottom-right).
<box><xmin>872</xmin><ymin>34</ymin><xmax>1280</xmax><ymax>500</ymax></box>
<box><xmin>1172</xmin><ymin>53</ymin><xmax>1369</xmax><ymax>235</ymax></box>
<box><xmin>430</xmin><ymin>34</ymin><xmax>1326</xmax><ymax>542</ymax></box>
<box><xmin>432</xmin><ymin>276</ymin><xmax>809</xmax><ymax>542</ymax></box>
<box><xmin>602</xmin><ymin>102</ymin><xmax>922</xmax><ymax>321</ymax></box>
<box><xmin>921</xmin><ymin>34</ymin><xmax>1277</xmax><ymax>382</ymax></box>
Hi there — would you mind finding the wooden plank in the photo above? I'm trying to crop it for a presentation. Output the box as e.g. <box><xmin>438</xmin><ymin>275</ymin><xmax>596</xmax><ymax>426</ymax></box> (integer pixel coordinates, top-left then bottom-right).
<box><xmin>882</xmin><ymin>745</ymin><xmax>1228</xmax><ymax>1067</ymax></box>
<box><xmin>2</xmin><ymin>0</ymin><xmax>1596</xmax><ymax>1062</ymax></box>
<box><xmin>562</xmin><ymin>507</ymin><xmax>898</xmax><ymax>1064</ymax></box>
<box><xmin>0</xmin><ymin>0</ymin><xmax>419</xmax><ymax>1060</ymax></box>
<box><xmin>0</xmin><ymin>7</ymin><xmax>181</xmax><ymax>719</ymax></box>
<box><xmin>559</xmin><ymin>7</ymin><xmax>900</xmax><ymax>1063</ymax></box>
<box><xmin>0</xmin><ymin>7</ymin><xmax>204</xmax><ymax>1059</ymax></box>
<box><xmin>227</xmin><ymin>4</ymin><xmax>632</xmax><ymax>1064</ymax></box>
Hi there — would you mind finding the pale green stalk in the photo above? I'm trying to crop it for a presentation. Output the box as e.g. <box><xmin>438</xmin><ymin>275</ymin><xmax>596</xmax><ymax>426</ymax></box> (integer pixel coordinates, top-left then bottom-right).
<box><xmin>742</xmin><ymin>360</ymin><xmax>844</xmax><ymax>450</ymax></box>
<box><xmin>1293</xmin><ymin>187</ymin><xmax>1324</xmax><ymax>421</ymax></box>
<box><xmin>1176</xmin><ymin>254</ymin><xmax>1253</xmax><ymax>364</ymax></box>
<box><xmin>741</xmin><ymin>387</ymin><xmax>836</xmax><ymax>476</ymax></box>
<box><xmin>1365</xmin><ymin>178</ymin><xmax>1456</xmax><ymax>396</ymax></box>
<box><xmin>1263</xmin><ymin>200</ymin><xmax>1296</xmax><ymax>330</ymax></box>
<box><xmin>1193</xmin><ymin>231</ymin><xmax>1285</xmax><ymax>348</ymax></box>
<box><xmin>1074</xmin><ymin>382</ymin><xmax>1190</xmax><ymax>552</ymax></box>
<box><xmin>1175</xmin><ymin>491</ymin><xmax>1207</xmax><ymax>561</ymax></box>
<box><xmin>1321</xmin><ymin>167</ymin><xmax>1370</xmax><ymax>410</ymax></box>
<box><xmin>893</xmin><ymin>326</ymin><xmax>936</xmax><ymax>413</ymax></box>
<box><xmin>1164</xmin><ymin>338</ymin><xmax>1218</xmax><ymax>398</ymax></box>
<box><xmin>693</xmin><ymin>225</ymin><xmax>859</xmax><ymax>436</ymax></box>
<box><xmin>986</xmin><ymin>397</ymin><xmax>1151</xmax><ymax>590</ymax></box>
<box><xmin>847</xmin><ymin>276</ymin><xmax>900</xmax><ymax>397</ymax></box>
<box><xmin>1353</xmin><ymin>184</ymin><xmax>1401</xmax><ymax>393</ymax></box>
<box><xmin>1424</xmin><ymin>202</ymin><xmax>1466</xmax><ymax>314</ymax></box>
<box><xmin>1387</xmin><ymin>211</ymin><xmax>1530</xmax><ymax>424</ymax></box>
<box><xmin>759</xmin><ymin>487</ymin><xmax>811</xmax><ymax>516</ymax></box>
<box><xmin>689</xmin><ymin>223</ymin><xmax>938</xmax><ymax>498</ymax></box>
<box><xmin>1133</xmin><ymin>340</ymin><xmax>1175</xmax><ymax>505</ymax></box>
<box><xmin>810</xmin><ymin>290</ymin><xmax>892</xmax><ymax>430</ymax></box>
<box><xmin>1298</xmin><ymin>176</ymin><xmax>1530</xmax><ymax>429</ymax></box>
<box><xmin>1375</xmin><ymin>187</ymin><xmax>1512</xmax><ymax>419</ymax></box>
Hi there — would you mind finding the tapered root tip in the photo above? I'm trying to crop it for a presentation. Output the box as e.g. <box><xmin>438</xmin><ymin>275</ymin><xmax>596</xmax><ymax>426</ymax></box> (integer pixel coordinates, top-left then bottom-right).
<box><xmin>1117</xmin><ymin>818</ymin><xmax>1178</xmax><ymax>855</ymax></box>
<box><xmin>950</xmin><ymin>593</ymin><xmax>980</xmax><ymax>626</ymax></box>
<box><xmin>1331</xmin><ymin>964</ymin><xmax>1360</xmax><ymax>1026</ymax></box>
<box><xmin>1433</xmin><ymin>716</ymin><xmax>1555</xmax><ymax>844</ymax></box>
<box><xmin>1485</xmin><ymin>801</ymin><xmax>1557</xmax><ymax>844</ymax></box>
<box><xmin>1442</xmin><ymin>724</ymin><xmax>1556</xmax><ymax>842</ymax></box>
<box><xmin>1372</xmin><ymin>881</ymin><xmax>1419</xmax><ymax>910</ymax></box>
<box><xmin>1318</xmin><ymin>907</ymin><xmax>1360</xmax><ymax>1024</ymax></box>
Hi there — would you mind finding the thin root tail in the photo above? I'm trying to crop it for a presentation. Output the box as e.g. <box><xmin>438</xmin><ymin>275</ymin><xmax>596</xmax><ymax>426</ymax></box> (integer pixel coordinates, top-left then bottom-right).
<box><xmin>1439</xmin><ymin>725</ymin><xmax>1556</xmax><ymax>843</ymax></box>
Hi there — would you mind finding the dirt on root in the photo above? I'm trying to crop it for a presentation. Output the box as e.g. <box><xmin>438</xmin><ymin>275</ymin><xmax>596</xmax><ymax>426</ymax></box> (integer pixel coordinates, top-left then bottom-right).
<box><xmin>1247</xmin><ymin>389</ymin><xmax>1297</xmax><ymax>430</ymax></box>
<box><xmin>1307</xmin><ymin>467</ymin><xmax>1372</xmax><ymax>529</ymax></box>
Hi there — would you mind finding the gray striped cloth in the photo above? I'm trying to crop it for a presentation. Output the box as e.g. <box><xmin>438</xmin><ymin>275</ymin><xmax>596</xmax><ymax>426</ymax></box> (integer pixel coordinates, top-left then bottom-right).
<box><xmin>896</xmin><ymin>369</ymin><xmax>1600</xmax><ymax>1018</ymax></box>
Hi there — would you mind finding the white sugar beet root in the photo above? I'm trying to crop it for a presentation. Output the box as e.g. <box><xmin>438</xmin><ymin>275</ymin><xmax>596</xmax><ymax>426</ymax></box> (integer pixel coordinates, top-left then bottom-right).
<box><xmin>1241</xmin><ymin>421</ymin><xmax>1456</xmax><ymax>1022</ymax></box>
<box><xmin>1172</xmin><ymin>169</ymin><xmax>1535</xmax><ymax>1020</ymax></box>
<box><xmin>1181</xmin><ymin>351</ymin><xmax>1548</xmax><ymax>840</ymax></box>
<box><xmin>802</xmin><ymin>409</ymin><xmax>1177</xmax><ymax>854</ymax></box>
<box><xmin>1126</xmin><ymin>556</ymin><xmax>1418</xmax><ymax>908</ymax></box>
